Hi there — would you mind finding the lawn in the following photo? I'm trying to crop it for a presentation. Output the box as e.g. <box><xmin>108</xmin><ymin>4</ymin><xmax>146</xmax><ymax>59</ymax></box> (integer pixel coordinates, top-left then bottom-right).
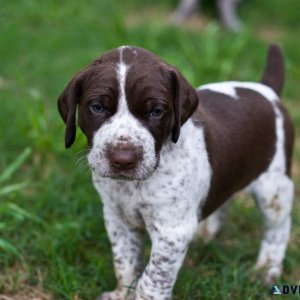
<box><xmin>0</xmin><ymin>0</ymin><xmax>299</xmax><ymax>299</ymax></box>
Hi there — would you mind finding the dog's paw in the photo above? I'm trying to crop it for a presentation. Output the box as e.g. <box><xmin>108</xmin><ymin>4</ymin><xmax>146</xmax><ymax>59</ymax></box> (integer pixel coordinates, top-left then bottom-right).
<box><xmin>96</xmin><ymin>291</ymin><xmax>124</xmax><ymax>300</ymax></box>
<box><xmin>262</xmin><ymin>265</ymin><xmax>282</xmax><ymax>284</ymax></box>
<box><xmin>96</xmin><ymin>290</ymin><xmax>135</xmax><ymax>300</ymax></box>
<box><xmin>252</xmin><ymin>263</ymin><xmax>282</xmax><ymax>284</ymax></box>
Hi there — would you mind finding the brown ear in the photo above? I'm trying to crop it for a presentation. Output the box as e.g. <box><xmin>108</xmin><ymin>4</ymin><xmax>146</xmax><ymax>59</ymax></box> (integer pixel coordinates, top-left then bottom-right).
<box><xmin>57</xmin><ymin>71</ymin><xmax>85</xmax><ymax>148</ymax></box>
<box><xmin>170</xmin><ymin>69</ymin><xmax>199</xmax><ymax>143</ymax></box>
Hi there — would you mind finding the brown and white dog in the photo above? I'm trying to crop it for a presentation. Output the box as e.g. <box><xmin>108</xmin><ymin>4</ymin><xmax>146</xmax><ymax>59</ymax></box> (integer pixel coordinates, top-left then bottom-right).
<box><xmin>58</xmin><ymin>45</ymin><xmax>294</xmax><ymax>300</ymax></box>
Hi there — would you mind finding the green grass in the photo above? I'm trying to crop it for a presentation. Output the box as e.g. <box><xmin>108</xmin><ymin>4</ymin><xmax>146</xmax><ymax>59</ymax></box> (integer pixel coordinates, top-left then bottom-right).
<box><xmin>0</xmin><ymin>0</ymin><xmax>300</xmax><ymax>299</ymax></box>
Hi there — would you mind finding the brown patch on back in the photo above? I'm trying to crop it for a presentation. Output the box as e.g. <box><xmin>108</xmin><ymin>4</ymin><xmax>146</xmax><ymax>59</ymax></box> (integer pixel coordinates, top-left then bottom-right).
<box><xmin>194</xmin><ymin>88</ymin><xmax>277</xmax><ymax>219</ymax></box>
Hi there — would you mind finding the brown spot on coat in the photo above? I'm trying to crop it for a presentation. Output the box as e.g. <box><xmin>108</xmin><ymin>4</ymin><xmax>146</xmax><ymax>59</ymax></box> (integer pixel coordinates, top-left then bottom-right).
<box><xmin>194</xmin><ymin>88</ymin><xmax>277</xmax><ymax>218</ymax></box>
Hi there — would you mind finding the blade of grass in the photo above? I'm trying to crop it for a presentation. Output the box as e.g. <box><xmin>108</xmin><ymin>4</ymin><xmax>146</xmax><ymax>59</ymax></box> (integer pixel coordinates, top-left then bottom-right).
<box><xmin>4</xmin><ymin>203</ymin><xmax>43</xmax><ymax>223</ymax></box>
<box><xmin>0</xmin><ymin>182</ymin><xmax>29</xmax><ymax>197</ymax></box>
<box><xmin>0</xmin><ymin>147</ymin><xmax>31</xmax><ymax>183</ymax></box>
<box><xmin>0</xmin><ymin>238</ymin><xmax>22</xmax><ymax>258</ymax></box>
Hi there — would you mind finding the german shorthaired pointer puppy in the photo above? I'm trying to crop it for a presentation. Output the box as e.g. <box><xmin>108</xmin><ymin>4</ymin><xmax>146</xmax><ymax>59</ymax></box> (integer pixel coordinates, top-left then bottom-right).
<box><xmin>58</xmin><ymin>45</ymin><xmax>294</xmax><ymax>300</ymax></box>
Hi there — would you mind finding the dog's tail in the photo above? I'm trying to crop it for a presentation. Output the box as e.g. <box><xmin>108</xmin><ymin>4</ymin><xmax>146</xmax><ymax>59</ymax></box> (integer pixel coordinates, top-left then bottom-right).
<box><xmin>261</xmin><ymin>44</ymin><xmax>285</xmax><ymax>96</ymax></box>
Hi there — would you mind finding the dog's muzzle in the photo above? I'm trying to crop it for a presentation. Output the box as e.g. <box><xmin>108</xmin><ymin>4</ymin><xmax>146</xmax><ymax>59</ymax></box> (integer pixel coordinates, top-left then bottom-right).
<box><xmin>106</xmin><ymin>143</ymin><xmax>143</xmax><ymax>172</ymax></box>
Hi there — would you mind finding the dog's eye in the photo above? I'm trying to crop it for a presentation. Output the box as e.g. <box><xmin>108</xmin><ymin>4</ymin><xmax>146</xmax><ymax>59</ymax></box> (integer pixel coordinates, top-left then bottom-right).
<box><xmin>150</xmin><ymin>108</ymin><xmax>164</xmax><ymax>118</ymax></box>
<box><xmin>90</xmin><ymin>103</ymin><xmax>105</xmax><ymax>114</ymax></box>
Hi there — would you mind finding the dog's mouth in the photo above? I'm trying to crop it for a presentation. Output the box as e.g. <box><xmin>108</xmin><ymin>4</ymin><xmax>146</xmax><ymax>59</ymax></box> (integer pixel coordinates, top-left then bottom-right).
<box><xmin>90</xmin><ymin>156</ymin><xmax>160</xmax><ymax>181</ymax></box>
<box><xmin>103</xmin><ymin>173</ymin><xmax>145</xmax><ymax>181</ymax></box>
<box><xmin>102</xmin><ymin>163</ymin><xmax>159</xmax><ymax>181</ymax></box>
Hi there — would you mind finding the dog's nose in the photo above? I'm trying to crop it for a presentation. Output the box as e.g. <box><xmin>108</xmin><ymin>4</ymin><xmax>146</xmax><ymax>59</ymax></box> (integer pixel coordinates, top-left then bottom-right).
<box><xmin>109</xmin><ymin>148</ymin><xmax>140</xmax><ymax>169</ymax></box>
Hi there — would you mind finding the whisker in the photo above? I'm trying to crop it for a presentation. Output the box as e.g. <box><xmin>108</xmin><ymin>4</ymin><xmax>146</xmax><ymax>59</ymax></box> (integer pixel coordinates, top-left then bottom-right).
<box><xmin>74</xmin><ymin>151</ymin><xmax>92</xmax><ymax>174</ymax></box>
<box><xmin>76</xmin><ymin>155</ymin><xmax>88</xmax><ymax>165</ymax></box>
<box><xmin>76</xmin><ymin>156</ymin><xmax>89</xmax><ymax>167</ymax></box>
<box><xmin>76</xmin><ymin>158</ymin><xmax>87</xmax><ymax>167</ymax></box>
<box><xmin>75</xmin><ymin>148</ymin><xmax>91</xmax><ymax>158</ymax></box>
<box><xmin>76</xmin><ymin>160</ymin><xmax>90</xmax><ymax>173</ymax></box>
<box><xmin>76</xmin><ymin>166</ymin><xmax>90</xmax><ymax>175</ymax></box>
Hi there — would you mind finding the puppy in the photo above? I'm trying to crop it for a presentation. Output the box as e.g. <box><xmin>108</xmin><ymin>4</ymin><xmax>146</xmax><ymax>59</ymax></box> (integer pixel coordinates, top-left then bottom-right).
<box><xmin>58</xmin><ymin>45</ymin><xmax>294</xmax><ymax>300</ymax></box>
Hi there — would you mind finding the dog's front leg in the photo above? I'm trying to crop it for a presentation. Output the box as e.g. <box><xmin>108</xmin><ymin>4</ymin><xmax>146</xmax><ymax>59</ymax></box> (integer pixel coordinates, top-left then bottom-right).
<box><xmin>98</xmin><ymin>206</ymin><xmax>144</xmax><ymax>300</ymax></box>
<box><xmin>135</xmin><ymin>218</ymin><xmax>197</xmax><ymax>300</ymax></box>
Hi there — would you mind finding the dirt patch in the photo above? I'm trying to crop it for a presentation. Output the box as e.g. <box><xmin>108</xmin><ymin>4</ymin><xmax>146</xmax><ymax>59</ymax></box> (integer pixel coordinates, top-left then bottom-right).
<box><xmin>124</xmin><ymin>6</ymin><xmax>209</xmax><ymax>31</ymax></box>
<box><xmin>256</xmin><ymin>26</ymin><xmax>285</xmax><ymax>43</ymax></box>
<box><xmin>0</xmin><ymin>285</ymin><xmax>52</xmax><ymax>300</ymax></box>
<box><xmin>0</xmin><ymin>77</ymin><xmax>9</xmax><ymax>89</ymax></box>
<box><xmin>0</xmin><ymin>267</ymin><xmax>52</xmax><ymax>300</ymax></box>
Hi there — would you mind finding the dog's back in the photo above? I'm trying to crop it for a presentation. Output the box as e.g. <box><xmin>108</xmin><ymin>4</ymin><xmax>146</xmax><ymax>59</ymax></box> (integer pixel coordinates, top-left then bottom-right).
<box><xmin>195</xmin><ymin>45</ymin><xmax>294</xmax><ymax>218</ymax></box>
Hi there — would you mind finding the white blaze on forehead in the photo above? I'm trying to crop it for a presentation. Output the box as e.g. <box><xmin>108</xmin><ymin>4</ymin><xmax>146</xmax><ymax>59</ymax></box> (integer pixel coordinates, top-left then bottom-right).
<box><xmin>198</xmin><ymin>81</ymin><xmax>279</xmax><ymax>102</ymax></box>
<box><xmin>117</xmin><ymin>46</ymin><xmax>130</xmax><ymax>114</ymax></box>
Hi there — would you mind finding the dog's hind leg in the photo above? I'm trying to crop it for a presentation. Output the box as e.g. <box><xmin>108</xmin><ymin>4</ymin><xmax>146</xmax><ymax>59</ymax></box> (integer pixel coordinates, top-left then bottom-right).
<box><xmin>249</xmin><ymin>172</ymin><xmax>294</xmax><ymax>283</ymax></box>
<box><xmin>195</xmin><ymin>201</ymin><xmax>230</xmax><ymax>242</ymax></box>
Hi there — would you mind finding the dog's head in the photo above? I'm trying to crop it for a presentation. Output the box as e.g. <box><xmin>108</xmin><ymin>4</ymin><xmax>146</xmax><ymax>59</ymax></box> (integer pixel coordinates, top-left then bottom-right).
<box><xmin>58</xmin><ymin>46</ymin><xmax>198</xmax><ymax>180</ymax></box>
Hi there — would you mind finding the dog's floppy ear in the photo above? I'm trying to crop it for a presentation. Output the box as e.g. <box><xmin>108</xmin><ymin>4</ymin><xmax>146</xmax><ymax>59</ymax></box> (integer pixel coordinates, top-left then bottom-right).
<box><xmin>170</xmin><ymin>69</ymin><xmax>199</xmax><ymax>143</ymax></box>
<box><xmin>57</xmin><ymin>71</ymin><xmax>86</xmax><ymax>148</ymax></box>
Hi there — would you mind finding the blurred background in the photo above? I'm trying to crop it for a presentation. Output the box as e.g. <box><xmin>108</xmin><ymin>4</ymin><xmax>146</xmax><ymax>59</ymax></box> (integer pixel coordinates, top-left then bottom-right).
<box><xmin>0</xmin><ymin>1</ymin><xmax>299</xmax><ymax>299</ymax></box>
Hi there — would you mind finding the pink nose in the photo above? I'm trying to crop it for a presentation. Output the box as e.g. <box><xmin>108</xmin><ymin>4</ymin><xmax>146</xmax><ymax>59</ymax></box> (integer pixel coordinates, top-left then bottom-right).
<box><xmin>109</xmin><ymin>148</ymin><xmax>140</xmax><ymax>169</ymax></box>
